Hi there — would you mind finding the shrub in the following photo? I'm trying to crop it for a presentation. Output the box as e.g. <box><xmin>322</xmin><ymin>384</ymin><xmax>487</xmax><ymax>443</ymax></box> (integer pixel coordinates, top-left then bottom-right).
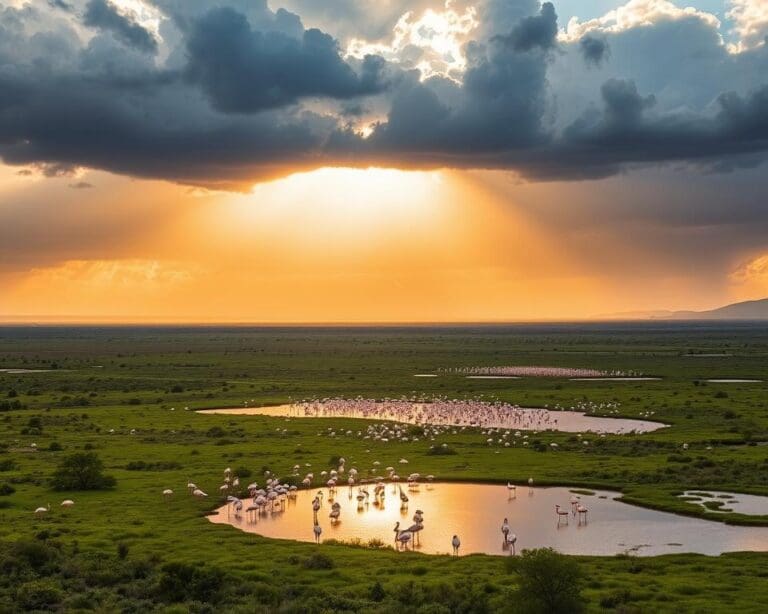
<box><xmin>0</xmin><ymin>483</ymin><xmax>15</xmax><ymax>496</ymax></box>
<box><xmin>302</xmin><ymin>552</ymin><xmax>334</xmax><ymax>570</ymax></box>
<box><xmin>206</xmin><ymin>426</ymin><xmax>226</xmax><ymax>438</ymax></box>
<box><xmin>426</xmin><ymin>445</ymin><xmax>458</xmax><ymax>456</ymax></box>
<box><xmin>16</xmin><ymin>579</ymin><xmax>63</xmax><ymax>610</ymax></box>
<box><xmin>369</xmin><ymin>581</ymin><xmax>386</xmax><ymax>602</ymax></box>
<box><xmin>117</xmin><ymin>543</ymin><xmax>129</xmax><ymax>560</ymax></box>
<box><xmin>50</xmin><ymin>453</ymin><xmax>116</xmax><ymax>491</ymax></box>
<box><xmin>48</xmin><ymin>442</ymin><xmax>63</xmax><ymax>452</ymax></box>
<box><xmin>0</xmin><ymin>399</ymin><xmax>23</xmax><ymax>412</ymax></box>
<box><xmin>157</xmin><ymin>562</ymin><xmax>225</xmax><ymax>604</ymax></box>
<box><xmin>507</xmin><ymin>548</ymin><xmax>585</xmax><ymax>614</ymax></box>
<box><xmin>126</xmin><ymin>461</ymin><xmax>181</xmax><ymax>471</ymax></box>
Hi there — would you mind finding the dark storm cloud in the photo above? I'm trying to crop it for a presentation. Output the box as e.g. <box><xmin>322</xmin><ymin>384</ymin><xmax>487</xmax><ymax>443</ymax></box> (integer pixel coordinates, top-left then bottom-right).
<box><xmin>1</xmin><ymin>0</ymin><xmax>768</xmax><ymax>188</ymax></box>
<box><xmin>495</xmin><ymin>2</ymin><xmax>558</xmax><ymax>52</ymax></box>
<box><xmin>579</xmin><ymin>34</ymin><xmax>608</xmax><ymax>67</ymax></box>
<box><xmin>365</xmin><ymin>32</ymin><xmax>551</xmax><ymax>156</ymax></box>
<box><xmin>185</xmin><ymin>7</ymin><xmax>386</xmax><ymax>113</ymax></box>
<box><xmin>83</xmin><ymin>0</ymin><xmax>158</xmax><ymax>54</ymax></box>
<box><xmin>518</xmin><ymin>79</ymin><xmax>768</xmax><ymax>180</ymax></box>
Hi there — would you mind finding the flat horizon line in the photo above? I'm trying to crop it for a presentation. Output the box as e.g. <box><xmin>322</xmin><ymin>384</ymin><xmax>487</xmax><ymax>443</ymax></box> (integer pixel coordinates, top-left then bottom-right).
<box><xmin>1</xmin><ymin>316</ymin><xmax>767</xmax><ymax>327</ymax></box>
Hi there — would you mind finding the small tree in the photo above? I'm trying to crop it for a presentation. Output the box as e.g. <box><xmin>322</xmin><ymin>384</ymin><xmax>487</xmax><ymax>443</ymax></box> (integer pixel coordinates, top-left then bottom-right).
<box><xmin>51</xmin><ymin>452</ymin><xmax>116</xmax><ymax>491</ymax></box>
<box><xmin>507</xmin><ymin>548</ymin><xmax>585</xmax><ymax>614</ymax></box>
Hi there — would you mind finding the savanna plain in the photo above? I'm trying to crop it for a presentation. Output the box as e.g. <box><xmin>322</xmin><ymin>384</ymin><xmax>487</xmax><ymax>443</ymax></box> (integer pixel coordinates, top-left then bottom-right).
<box><xmin>1</xmin><ymin>323</ymin><xmax>767</xmax><ymax>613</ymax></box>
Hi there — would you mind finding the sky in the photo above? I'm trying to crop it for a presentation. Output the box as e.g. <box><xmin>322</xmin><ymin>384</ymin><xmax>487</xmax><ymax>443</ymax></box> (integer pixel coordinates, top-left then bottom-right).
<box><xmin>1</xmin><ymin>0</ymin><xmax>768</xmax><ymax>322</ymax></box>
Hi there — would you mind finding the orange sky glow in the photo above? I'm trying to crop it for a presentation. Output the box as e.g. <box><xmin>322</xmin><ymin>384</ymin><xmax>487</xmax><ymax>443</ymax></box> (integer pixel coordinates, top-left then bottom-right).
<box><xmin>1</xmin><ymin>163</ymin><xmax>766</xmax><ymax>323</ymax></box>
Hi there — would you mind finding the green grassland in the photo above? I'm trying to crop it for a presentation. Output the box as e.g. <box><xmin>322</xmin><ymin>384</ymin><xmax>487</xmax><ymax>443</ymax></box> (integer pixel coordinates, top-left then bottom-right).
<box><xmin>1</xmin><ymin>323</ymin><xmax>768</xmax><ymax>612</ymax></box>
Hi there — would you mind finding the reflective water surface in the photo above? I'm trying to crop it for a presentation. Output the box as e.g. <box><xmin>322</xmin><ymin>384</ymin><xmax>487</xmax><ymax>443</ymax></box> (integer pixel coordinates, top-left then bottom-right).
<box><xmin>569</xmin><ymin>377</ymin><xmax>661</xmax><ymax>381</ymax></box>
<box><xmin>681</xmin><ymin>490</ymin><xmax>768</xmax><ymax>516</ymax></box>
<box><xmin>208</xmin><ymin>483</ymin><xmax>768</xmax><ymax>556</ymax></box>
<box><xmin>199</xmin><ymin>403</ymin><xmax>666</xmax><ymax>434</ymax></box>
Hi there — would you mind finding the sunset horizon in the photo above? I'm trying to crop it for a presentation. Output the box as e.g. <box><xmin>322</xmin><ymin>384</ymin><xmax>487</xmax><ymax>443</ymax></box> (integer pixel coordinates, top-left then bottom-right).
<box><xmin>2</xmin><ymin>0</ymin><xmax>768</xmax><ymax>324</ymax></box>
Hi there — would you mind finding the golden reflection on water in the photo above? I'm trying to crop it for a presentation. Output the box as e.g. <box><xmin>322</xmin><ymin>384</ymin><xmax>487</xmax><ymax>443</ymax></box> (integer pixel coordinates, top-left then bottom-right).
<box><xmin>208</xmin><ymin>483</ymin><xmax>768</xmax><ymax>556</ymax></box>
<box><xmin>199</xmin><ymin>404</ymin><xmax>665</xmax><ymax>434</ymax></box>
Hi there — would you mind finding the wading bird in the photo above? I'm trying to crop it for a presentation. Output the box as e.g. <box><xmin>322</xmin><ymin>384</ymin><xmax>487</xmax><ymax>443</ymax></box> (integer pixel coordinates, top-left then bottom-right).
<box><xmin>452</xmin><ymin>535</ymin><xmax>461</xmax><ymax>556</ymax></box>
<box><xmin>555</xmin><ymin>505</ymin><xmax>569</xmax><ymax>525</ymax></box>
<box><xmin>34</xmin><ymin>503</ymin><xmax>50</xmax><ymax>518</ymax></box>
<box><xmin>393</xmin><ymin>522</ymin><xmax>412</xmax><ymax>551</ymax></box>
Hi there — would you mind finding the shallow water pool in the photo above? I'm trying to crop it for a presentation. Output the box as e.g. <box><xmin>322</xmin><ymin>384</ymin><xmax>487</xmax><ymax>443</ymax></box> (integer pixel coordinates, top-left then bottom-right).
<box><xmin>199</xmin><ymin>402</ymin><xmax>666</xmax><ymax>434</ymax></box>
<box><xmin>208</xmin><ymin>483</ymin><xmax>768</xmax><ymax>556</ymax></box>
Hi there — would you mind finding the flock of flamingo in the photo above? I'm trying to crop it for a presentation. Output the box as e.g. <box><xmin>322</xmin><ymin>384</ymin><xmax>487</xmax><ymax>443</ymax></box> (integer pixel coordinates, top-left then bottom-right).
<box><xmin>277</xmin><ymin>397</ymin><xmax>628</xmax><ymax>434</ymax></box>
<box><xmin>439</xmin><ymin>366</ymin><xmax>645</xmax><ymax>378</ymax></box>
<box><xmin>183</xmin><ymin>463</ymin><xmax>592</xmax><ymax>556</ymax></box>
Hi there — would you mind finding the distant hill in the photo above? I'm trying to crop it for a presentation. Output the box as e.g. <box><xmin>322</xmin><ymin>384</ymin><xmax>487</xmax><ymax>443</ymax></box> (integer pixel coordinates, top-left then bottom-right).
<box><xmin>666</xmin><ymin>298</ymin><xmax>768</xmax><ymax>320</ymax></box>
<box><xmin>599</xmin><ymin>298</ymin><xmax>768</xmax><ymax>320</ymax></box>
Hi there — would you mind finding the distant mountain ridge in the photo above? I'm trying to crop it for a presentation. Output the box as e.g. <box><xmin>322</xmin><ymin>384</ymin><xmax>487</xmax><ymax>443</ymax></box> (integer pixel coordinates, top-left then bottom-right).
<box><xmin>599</xmin><ymin>298</ymin><xmax>768</xmax><ymax>320</ymax></box>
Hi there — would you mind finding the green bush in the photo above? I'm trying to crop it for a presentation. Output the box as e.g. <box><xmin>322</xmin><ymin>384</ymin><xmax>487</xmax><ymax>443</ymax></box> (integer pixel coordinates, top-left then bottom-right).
<box><xmin>302</xmin><ymin>552</ymin><xmax>334</xmax><ymax>570</ymax></box>
<box><xmin>16</xmin><ymin>579</ymin><xmax>63</xmax><ymax>610</ymax></box>
<box><xmin>50</xmin><ymin>452</ymin><xmax>116</xmax><ymax>491</ymax></box>
<box><xmin>369</xmin><ymin>581</ymin><xmax>386</xmax><ymax>602</ymax></box>
<box><xmin>507</xmin><ymin>548</ymin><xmax>585</xmax><ymax>614</ymax></box>
<box><xmin>426</xmin><ymin>445</ymin><xmax>458</xmax><ymax>456</ymax></box>
<box><xmin>157</xmin><ymin>562</ymin><xmax>225</xmax><ymax>604</ymax></box>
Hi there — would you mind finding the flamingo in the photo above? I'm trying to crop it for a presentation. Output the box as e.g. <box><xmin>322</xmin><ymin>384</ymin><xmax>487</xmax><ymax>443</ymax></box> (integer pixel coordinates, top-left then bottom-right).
<box><xmin>162</xmin><ymin>489</ymin><xmax>173</xmax><ymax>500</ymax></box>
<box><xmin>398</xmin><ymin>486</ymin><xmax>409</xmax><ymax>510</ymax></box>
<box><xmin>501</xmin><ymin>518</ymin><xmax>511</xmax><ymax>543</ymax></box>
<box><xmin>34</xmin><ymin>503</ymin><xmax>50</xmax><ymax>518</ymax></box>
<box><xmin>577</xmin><ymin>504</ymin><xmax>588</xmax><ymax>524</ymax></box>
<box><xmin>528</xmin><ymin>477</ymin><xmax>534</xmax><ymax>494</ymax></box>
<box><xmin>507</xmin><ymin>482</ymin><xmax>517</xmax><ymax>498</ymax></box>
<box><xmin>60</xmin><ymin>499</ymin><xmax>75</xmax><ymax>509</ymax></box>
<box><xmin>393</xmin><ymin>522</ymin><xmax>412</xmax><ymax>551</ymax></box>
<box><xmin>406</xmin><ymin>521</ymin><xmax>423</xmax><ymax>544</ymax></box>
<box><xmin>329</xmin><ymin>502</ymin><xmax>341</xmax><ymax>523</ymax></box>
<box><xmin>312</xmin><ymin>496</ymin><xmax>321</xmax><ymax>513</ymax></box>
<box><xmin>506</xmin><ymin>532</ymin><xmax>518</xmax><ymax>554</ymax></box>
<box><xmin>192</xmin><ymin>488</ymin><xmax>208</xmax><ymax>498</ymax></box>
<box><xmin>555</xmin><ymin>505</ymin><xmax>569</xmax><ymax>525</ymax></box>
<box><xmin>570</xmin><ymin>495</ymin><xmax>579</xmax><ymax>516</ymax></box>
<box><xmin>313</xmin><ymin>519</ymin><xmax>322</xmax><ymax>543</ymax></box>
<box><xmin>452</xmin><ymin>535</ymin><xmax>461</xmax><ymax>556</ymax></box>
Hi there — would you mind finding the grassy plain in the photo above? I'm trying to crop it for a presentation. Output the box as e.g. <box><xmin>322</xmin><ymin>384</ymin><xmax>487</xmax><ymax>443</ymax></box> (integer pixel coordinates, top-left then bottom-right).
<box><xmin>1</xmin><ymin>323</ymin><xmax>767</xmax><ymax>612</ymax></box>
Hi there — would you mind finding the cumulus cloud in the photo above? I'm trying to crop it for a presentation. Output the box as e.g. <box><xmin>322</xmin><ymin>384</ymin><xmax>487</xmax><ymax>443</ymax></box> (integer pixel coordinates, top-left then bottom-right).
<box><xmin>559</xmin><ymin>0</ymin><xmax>721</xmax><ymax>42</ymax></box>
<box><xmin>83</xmin><ymin>0</ymin><xmax>158</xmax><ymax>53</ymax></box>
<box><xmin>0</xmin><ymin>0</ymin><xmax>767</xmax><ymax>187</ymax></box>
<box><xmin>727</xmin><ymin>0</ymin><xmax>768</xmax><ymax>51</ymax></box>
<box><xmin>185</xmin><ymin>7</ymin><xmax>386</xmax><ymax>113</ymax></box>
